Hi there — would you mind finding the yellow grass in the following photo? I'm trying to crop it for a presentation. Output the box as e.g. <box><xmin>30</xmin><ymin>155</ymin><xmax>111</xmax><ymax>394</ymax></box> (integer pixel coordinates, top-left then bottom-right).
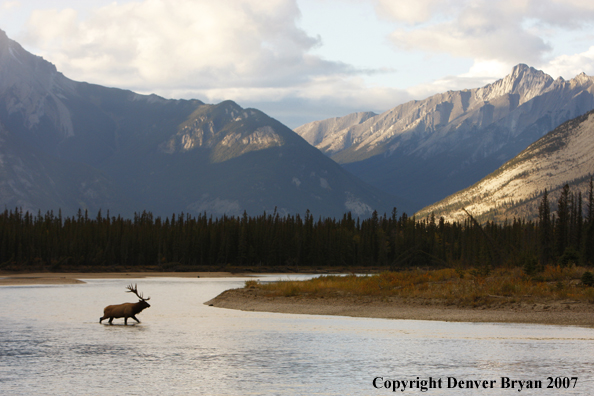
<box><xmin>245</xmin><ymin>266</ymin><xmax>594</xmax><ymax>307</ymax></box>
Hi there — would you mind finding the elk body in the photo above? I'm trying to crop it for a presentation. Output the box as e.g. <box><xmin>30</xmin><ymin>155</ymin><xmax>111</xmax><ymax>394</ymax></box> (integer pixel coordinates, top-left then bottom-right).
<box><xmin>100</xmin><ymin>284</ymin><xmax>150</xmax><ymax>325</ymax></box>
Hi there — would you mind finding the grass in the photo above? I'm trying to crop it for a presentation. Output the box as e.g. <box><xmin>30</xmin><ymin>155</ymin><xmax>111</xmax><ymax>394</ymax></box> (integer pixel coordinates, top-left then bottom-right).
<box><xmin>244</xmin><ymin>265</ymin><xmax>594</xmax><ymax>308</ymax></box>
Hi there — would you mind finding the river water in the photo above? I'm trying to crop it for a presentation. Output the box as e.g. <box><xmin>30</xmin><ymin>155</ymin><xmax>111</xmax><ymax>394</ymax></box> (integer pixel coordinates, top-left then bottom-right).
<box><xmin>1</xmin><ymin>275</ymin><xmax>594</xmax><ymax>395</ymax></box>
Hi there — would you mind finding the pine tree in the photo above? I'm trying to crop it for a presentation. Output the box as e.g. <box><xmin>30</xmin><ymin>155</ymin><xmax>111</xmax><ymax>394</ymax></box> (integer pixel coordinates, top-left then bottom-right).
<box><xmin>555</xmin><ymin>184</ymin><xmax>570</xmax><ymax>259</ymax></box>
<box><xmin>589</xmin><ymin>176</ymin><xmax>594</xmax><ymax>224</ymax></box>
<box><xmin>539</xmin><ymin>189</ymin><xmax>552</xmax><ymax>265</ymax></box>
<box><xmin>584</xmin><ymin>177</ymin><xmax>594</xmax><ymax>265</ymax></box>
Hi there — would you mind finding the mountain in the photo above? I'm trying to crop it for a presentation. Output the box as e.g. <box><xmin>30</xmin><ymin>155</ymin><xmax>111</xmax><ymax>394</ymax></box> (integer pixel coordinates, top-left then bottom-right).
<box><xmin>0</xmin><ymin>120</ymin><xmax>120</xmax><ymax>214</ymax></box>
<box><xmin>0</xmin><ymin>30</ymin><xmax>403</xmax><ymax>218</ymax></box>
<box><xmin>296</xmin><ymin>111</ymin><xmax>377</xmax><ymax>147</ymax></box>
<box><xmin>416</xmin><ymin>110</ymin><xmax>594</xmax><ymax>223</ymax></box>
<box><xmin>295</xmin><ymin>65</ymin><xmax>594</xmax><ymax>211</ymax></box>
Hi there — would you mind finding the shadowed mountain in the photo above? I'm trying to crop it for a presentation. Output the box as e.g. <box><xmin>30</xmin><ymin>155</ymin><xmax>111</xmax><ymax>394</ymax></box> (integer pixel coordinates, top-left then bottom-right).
<box><xmin>295</xmin><ymin>65</ymin><xmax>594</xmax><ymax>211</ymax></box>
<box><xmin>0</xmin><ymin>30</ymin><xmax>405</xmax><ymax>218</ymax></box>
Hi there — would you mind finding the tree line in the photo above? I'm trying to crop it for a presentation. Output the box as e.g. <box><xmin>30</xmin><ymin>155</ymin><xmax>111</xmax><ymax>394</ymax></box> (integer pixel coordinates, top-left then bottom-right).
<box><xmin>1</xmin><ymin>179</ymin><xmax>593</xmax><ymax>272</ymax></box>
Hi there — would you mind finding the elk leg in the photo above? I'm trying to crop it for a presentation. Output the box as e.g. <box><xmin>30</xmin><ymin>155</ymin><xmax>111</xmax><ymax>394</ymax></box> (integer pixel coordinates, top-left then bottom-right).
<box><xmin>108</xmin><ymin>317</ymin><xmax>113</xmax><ymax>325</ymax></box>
<box><xmin>131</xmin><ymin>315</ymin><xmax>140</xmax><ymax>323</ymax></box>
<box><xmin>124</xmin><ymin>317</ymin><xmax>128</xmax><ymax>325</ymax></box>
<box><xmin>99</xmin><ymin>316</ymin><xmax>104</xmax><ymax>323</ymax></box>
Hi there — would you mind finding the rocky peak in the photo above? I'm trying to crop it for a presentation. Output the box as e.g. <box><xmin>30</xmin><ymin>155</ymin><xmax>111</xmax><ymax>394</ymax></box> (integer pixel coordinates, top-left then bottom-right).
<box><xmin>0</xmin><ymin>29</ymin><xmax>59</xmax><ymax>78</ymax></box>
<box><xmin>476</xmin><ymin>64</ymin><xmax>554</xmax><ymax>105</ymax></box>
<box><xmin>295</xmin><ymin>111</ymin><xmax>377</xmax><ymax>147</ymax></box>
<box><xmin>572</xmin><ymin>72</ymin><xmax>594</xmax><ymax>86</ymax></box>
<box><xmin>0</xmin><ymin>30</ymin><xmax>77</xmax><ymax>140</ymax></box>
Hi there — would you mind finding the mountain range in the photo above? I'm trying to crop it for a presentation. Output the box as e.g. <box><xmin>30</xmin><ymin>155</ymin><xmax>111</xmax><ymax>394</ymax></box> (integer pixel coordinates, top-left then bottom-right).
<box><xmin>3</xmin><ymin>25</ymin><xmax>594</xmax><ymax>223</ymax></box>
<box><xmin>0</xmin><ymin>29</ymin><xmax>401</xmax><ymax>219</ymax></box>
<box><xmin>295</xmin><ymin>65</ymin><xmax>594</xmax><ymax>212</ymax></box>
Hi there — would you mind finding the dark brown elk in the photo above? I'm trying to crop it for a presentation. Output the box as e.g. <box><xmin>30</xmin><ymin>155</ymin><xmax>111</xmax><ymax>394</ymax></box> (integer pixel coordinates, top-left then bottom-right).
<box><xmin>100</xmin><ymin>284</ymin><xmax>151</xmax><ymax>325</ymax></box>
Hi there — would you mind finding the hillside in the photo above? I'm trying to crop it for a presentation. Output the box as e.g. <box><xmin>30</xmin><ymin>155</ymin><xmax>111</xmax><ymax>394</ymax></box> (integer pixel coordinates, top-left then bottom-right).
<box><xmin>416</xmin><ymin>110</ymin><xmax>594</xmax><ymax>222</ymax></box>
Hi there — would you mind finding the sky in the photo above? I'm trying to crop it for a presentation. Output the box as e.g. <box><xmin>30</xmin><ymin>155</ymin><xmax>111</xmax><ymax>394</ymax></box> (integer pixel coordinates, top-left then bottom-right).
<box><xmin>1</xmin><ymin>0</ymin><xmax>594</xmax><ymax>128</ymax></box>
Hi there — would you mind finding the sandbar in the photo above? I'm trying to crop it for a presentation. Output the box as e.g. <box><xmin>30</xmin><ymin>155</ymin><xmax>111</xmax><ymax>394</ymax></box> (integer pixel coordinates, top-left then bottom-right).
<box><xmin>206</xmin><ymin>288</ymin><xmax>594</xmax><ymax>327</ymax></box>
<box><xmin>0</xmin><ymin>271</ymin><xmax>252</xmax><ymax>286</ymax></box>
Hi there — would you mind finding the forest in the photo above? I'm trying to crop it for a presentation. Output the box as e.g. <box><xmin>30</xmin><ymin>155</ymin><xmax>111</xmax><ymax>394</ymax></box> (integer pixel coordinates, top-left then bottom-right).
<box><xmin>1</xmin><ymin>180</ymin><xmax>593</xmax><ymax>273</ymax></box>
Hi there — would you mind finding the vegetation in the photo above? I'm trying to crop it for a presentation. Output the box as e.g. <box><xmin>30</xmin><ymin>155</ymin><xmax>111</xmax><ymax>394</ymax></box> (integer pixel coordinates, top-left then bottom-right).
<box><xmin>582</xmin><ymin>271</ymin><xmax>594</xmax><ymax>287</ymax></box>
<box><xmin>245</xmin><ymin>265</ymin><xmax>594</xmax><ymax>307</ymax></box>
<box><xmin>1</xmin><ymin>179</ymin><xmax>594</xmax><ymax>274</ymax></box>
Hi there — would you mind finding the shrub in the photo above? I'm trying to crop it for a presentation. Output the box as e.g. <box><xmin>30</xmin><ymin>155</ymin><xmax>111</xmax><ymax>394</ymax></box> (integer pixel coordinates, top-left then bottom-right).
<box><xmin>522</xmin><ymin>255</ymin><xmax>539</xmax><ymax>276</ymax></box>
<box><xmin>559</xmin><ymin>247</ymin><xmax>580</xmax><ymax>267</ymax></box>
<box><xmin>582</xmin><ymin>271</ymin><xmax>594</xmax><ymax>287</ymax></box>
<box><xmin>244</xmin><ymin>280</ymin><xmax>260</xmax><ymax>288</ymax></box>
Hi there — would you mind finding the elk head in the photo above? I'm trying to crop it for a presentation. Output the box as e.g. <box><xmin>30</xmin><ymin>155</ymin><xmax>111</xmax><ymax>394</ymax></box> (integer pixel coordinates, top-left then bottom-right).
<box><xmin>127</xmin><ymin>283</ymin><xmax>151</xmax><ymax>310</ymax></box>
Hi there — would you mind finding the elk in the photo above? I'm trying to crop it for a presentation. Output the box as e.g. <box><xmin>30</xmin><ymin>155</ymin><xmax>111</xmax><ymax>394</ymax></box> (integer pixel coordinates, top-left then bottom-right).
<box><xmin>100</xmin><ymin>284</ymin><xmax>151</xmax><ymax>325</ymax></box>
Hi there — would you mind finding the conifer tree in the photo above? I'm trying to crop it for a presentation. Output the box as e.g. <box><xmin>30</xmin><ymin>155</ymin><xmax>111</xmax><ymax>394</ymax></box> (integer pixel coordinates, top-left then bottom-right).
<box><xmin>555</xmin><ymin>184</ymin><xmax>570</xmax><ymax>258</ymax></box>
<box><xmin>584</xmin><ymin>177</ymin><xmax>594</xmax><ymax>265</ymax></box>
<box><xmin>539</xmin><ymin>189</ymin><xmax>552</xmax><ymax>265</ymax></box>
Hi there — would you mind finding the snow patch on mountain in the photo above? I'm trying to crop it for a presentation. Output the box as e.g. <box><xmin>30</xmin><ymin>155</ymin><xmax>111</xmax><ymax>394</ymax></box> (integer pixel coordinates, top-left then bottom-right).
<box><xmin>344</xmin><ymin>192</ymin><xmax>372</xmax><ymax>216</ymax></box>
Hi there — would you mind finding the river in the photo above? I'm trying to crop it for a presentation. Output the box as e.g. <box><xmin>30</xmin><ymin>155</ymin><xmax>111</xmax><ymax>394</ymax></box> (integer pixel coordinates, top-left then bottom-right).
<box><xmin>1</xmin><ymin>275</ymin><xmax>593</xmax><ymax>395</ymax></box>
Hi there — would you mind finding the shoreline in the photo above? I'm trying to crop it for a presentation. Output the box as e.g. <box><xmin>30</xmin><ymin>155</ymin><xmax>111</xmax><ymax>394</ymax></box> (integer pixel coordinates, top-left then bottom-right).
<box><xmin>0</xmin><ymin>271</ymin><xmax>254</xmax><ymax>286</ymax></box>
<box><xmin>8</xmin><ymin>271</ymin><xmax>594</xmax><ymax>327</ymax></box>
<box><xmin>206</xmin><ymin>288</ymin><xmax>594</xmax><ymax>328</ymax></box>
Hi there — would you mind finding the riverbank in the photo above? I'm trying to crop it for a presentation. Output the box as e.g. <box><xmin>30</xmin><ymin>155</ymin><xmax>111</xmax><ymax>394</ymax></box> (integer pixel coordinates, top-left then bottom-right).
<box><xmin>206</xmin><ymin>287</ymin><xmax>594</xmax><ymax>327</ymax></box>
<box><xmin>0</xmin><ymin>271</ymin><xmax>253</xmax><ymax>286</ymax></box>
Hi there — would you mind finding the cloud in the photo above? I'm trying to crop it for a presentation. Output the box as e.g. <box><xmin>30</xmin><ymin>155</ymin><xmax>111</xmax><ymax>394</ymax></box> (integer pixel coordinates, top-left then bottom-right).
<box><xmin>17</xmin><ymin>0</ymin><xmax>410</xmax><ymax>127</ymax></box>
<box><xmin>375</xmin><ymin>0</ymin><xmax>594</xmax><ymax>32</ymax></box>
<box><xmin>209</xmin><ymin>75</ymin><xmax>413</xmax><ymax>128</ymax></box>
<box><xmin>370</xmin><ymin>0</ymin><xmax>594</xmax><ymax>103</ymax></box>
<box><xmin>526</xmin><ymin>0</ymin><xmax>594</xmax><ymax>29</ymax></box>
<box><xmin>542</xmin><ymin>46</ymin><xmax>594</xmax><ymax>79</ymax></box>
<box><xmin>21</xmin><ymin>0</ymin><xmax>356</xmax><ymax>93</ymax></box>
<box><xmin>1</xmin><ymin>1</ymin><xmax>20</xmax><ymax>11</ymax></box>
<box><xmin>380</xmin><ymin>0</ymin><xmax>594</xmax><ymax>66</ymax></box>
<box><xmin>15</xmin><ymin>0</ymin><xmax>594</xmax><ymax>129</ymax></box>
<box><xmin>405</xmin><ymin>59</ymin><xmax>514</xmax><ymax>99</ymax></box>
<box><xmin>374</xmin><ymin>0</ymin><xmax>458</xmax><ymax>24</ymax></box>
<box><xmin>386</xmin><ymin>1</ymin><xmax>550</xmax><ymax>65</ymax></box>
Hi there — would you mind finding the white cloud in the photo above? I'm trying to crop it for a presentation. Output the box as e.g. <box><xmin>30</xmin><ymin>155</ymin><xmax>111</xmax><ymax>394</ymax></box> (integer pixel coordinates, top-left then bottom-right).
<box><xmin>526</xmin><ymin>0</ymin><xmax>594</xmax><ymax>29</ymax></box>
<box><xmin>461</xmin><ymin>60</ymin><xmax>514</xmax><ymax>79</ymax></box>
<box><xmin>374</xmin><ymin>0</ymin><xmax>458</xmax><ymax>24</ymax></box>
<box><xmin>21</xmin><ymin>0</ymin><xmax>355</xmax><ymax>93</ymax></box>
<box><xmin>381</xmin><ymin>0</ymin><xmax>594</xmax><ymax>66</ymax></box>
<box><xmin>202</xmin><ymin>74</ymin><xmax>412</xmax><ymax>127</ymax></box>
<box><xmin>16</xmin><ymin>0</ymin><xmax>409</xmax><ymax>127</ymax></box>
<box><xmin>373</xmin><ymin>0</ymin><xmax>594</xmax><ymax>104</ymax></box>
<box><xmin>387</xmin><ymin>1</ymin><xmax>551</xmax><ymax>65</ymax></box>
<box><xmin>1</xmin><ymin>1</ymin><xmax>20</xmax><ymax>11</ymax></box>
<box><xmin>542</xmin><ymin>46</ymin><xmax>594</xmax><ymax>79</ymax></box>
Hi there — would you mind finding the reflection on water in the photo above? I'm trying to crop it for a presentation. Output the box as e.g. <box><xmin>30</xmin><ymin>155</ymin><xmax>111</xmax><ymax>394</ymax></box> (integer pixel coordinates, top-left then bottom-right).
<box><xmin>1</xmin><ymin>275</ymin><xmax>594</xmax><ymax>395</ymax></box>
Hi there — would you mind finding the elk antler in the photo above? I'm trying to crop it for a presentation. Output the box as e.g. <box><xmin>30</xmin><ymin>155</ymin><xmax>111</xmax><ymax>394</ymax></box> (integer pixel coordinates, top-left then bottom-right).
<box><xmin>126</xmin><ymin>284</ymin><xmax>150</xmax><ymax>301</ymax></box>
